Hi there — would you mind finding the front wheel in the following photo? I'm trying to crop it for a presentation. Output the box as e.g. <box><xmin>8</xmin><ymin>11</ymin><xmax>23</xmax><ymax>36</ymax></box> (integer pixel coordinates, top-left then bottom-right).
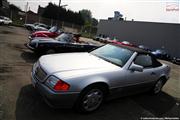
<box><xmin>75</xmin><ymin>86</ymin><xmax>105</xmax><ymax>113</ymax></box>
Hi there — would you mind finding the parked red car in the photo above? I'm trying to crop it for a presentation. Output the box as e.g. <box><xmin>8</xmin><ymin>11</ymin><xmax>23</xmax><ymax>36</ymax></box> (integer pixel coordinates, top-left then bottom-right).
<box><xmin>29</xmin><ymin>26</ymin><xmax>62</xmax><ymax>40</ymax></box>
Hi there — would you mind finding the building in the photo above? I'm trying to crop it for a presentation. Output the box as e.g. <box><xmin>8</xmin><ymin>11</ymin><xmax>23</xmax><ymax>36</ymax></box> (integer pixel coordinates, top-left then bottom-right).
<box><xmin>37</xmin><ymin>5</ymin><xmax>45</xmax><ymax>16</ymax></box>
<box><xmin>0</xmin><ymin>0</ymin><xmax>9</xmax><ymax>16</ymax></box>
<box><xmin>1</xmin><ymin>0</ymin><xmax>9</xmax><ymax>9</ymax></box>
<box><xmin>25</xmin><ymin>10</ymin><xmax>39</xmax><ymax>23</ymax></box>
<box><xmin>97</xmin><ymin>20</ymin><xmax>180</xmax><ymax>58</ymax></box>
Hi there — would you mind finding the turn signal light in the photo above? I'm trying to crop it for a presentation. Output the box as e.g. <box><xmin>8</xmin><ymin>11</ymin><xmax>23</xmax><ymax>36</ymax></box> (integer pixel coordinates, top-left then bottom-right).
<box><xmin>53</xmin><ymin>80</ymin><xmax>70</xmax><ymax>91</ymax></box>
<box><xmin>45</xmin><ymin>76</ymin><xmax>70</xmax><ymax>91</ymax></box>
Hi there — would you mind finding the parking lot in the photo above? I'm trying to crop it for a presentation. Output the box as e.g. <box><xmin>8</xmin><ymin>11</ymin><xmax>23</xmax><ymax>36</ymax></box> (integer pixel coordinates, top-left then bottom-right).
<box><xmin>0</xmin><ymin>26</ymin><xmax>179</xmax><ymax>120</ymax></box>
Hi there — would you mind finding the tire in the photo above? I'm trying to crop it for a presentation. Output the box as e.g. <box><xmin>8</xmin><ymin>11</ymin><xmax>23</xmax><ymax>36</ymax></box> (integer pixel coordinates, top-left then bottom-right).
<box><xmin>75</xmin><ymin>85</ymin><xmax>106</xmax><ymax>113</ymax></box>
<box><xmin>27</xmin><ymin>26</ymin><xmax>33</xmax><ymax>31</ymax></box>
<box><xmin>151</xmin><ymin>78</ymin><xmax>164</xmax><ymax>94</ymax></box>
<box><xmin>46</xmin><ymin>49</ymin><xmax>56</xmax><ymax>54</ymax></box>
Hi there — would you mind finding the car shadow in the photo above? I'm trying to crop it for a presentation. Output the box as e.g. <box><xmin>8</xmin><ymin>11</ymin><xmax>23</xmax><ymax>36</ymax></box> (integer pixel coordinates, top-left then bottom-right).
<box><xmin>130</xmin><ymin>92</ymin><xmax>178</xmax><ymax>117</ymax></box>
<box><xmin>21</xmin><ymin>51</ymin><xmax>40</xmax><ymax>63</ymax></box>
<box><xmin>15</xmin><ymin>85</ymin><xmax>179</xmax><ymax>120</ymax></box>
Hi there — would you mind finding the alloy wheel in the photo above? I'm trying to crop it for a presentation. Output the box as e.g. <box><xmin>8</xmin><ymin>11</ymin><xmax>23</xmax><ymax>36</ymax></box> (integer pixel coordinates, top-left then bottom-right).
<box><xmin>82</xmin><ymin>89</ymin><xmax>103</xmax><ymax>112</ymax></box>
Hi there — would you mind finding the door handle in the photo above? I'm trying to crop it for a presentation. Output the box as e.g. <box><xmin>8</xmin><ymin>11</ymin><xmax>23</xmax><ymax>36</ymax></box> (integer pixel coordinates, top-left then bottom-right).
<box><xmin>151</xmin><ymin>72</ymin><xmax>156</xmax><ymax>75</ymax></box>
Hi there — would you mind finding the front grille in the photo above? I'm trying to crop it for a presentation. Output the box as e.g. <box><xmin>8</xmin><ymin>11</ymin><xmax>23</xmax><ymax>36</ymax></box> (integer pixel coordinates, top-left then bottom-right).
<box><xmin>34</xmin><ymin>66</ymin><xmax>47</xmax><ymax>82</ymax></box>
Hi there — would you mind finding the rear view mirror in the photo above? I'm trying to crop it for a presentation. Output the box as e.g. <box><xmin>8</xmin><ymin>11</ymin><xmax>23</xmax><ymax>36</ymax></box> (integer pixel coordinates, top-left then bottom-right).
<box><xmin>129</xmin><ymin>63</ymin><xmax>143</xmax><ymax>72</ymax></box>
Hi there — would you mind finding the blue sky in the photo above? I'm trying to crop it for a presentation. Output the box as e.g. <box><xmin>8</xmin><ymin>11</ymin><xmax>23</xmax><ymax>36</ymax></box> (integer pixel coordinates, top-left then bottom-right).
<box><xmin>8</xmin><ymin>0</ymin><xmax>180</xmax><ymax>23</ymax></box>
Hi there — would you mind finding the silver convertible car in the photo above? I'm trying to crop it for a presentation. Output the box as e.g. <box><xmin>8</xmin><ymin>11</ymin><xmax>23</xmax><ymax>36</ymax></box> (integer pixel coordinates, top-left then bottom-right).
<box><xmin>31</xmin><ymin>44</ymin><xmax>170</xmax><ymax>112</ymax></box>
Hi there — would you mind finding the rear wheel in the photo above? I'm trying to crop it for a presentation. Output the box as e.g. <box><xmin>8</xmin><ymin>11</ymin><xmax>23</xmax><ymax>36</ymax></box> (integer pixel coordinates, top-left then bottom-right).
<box><xmin>75</xmin><ymin>86</ymin><xmax>106</xmax><ymax>113</ymax></box>
<box><xmin>152</xmin><ymin>79</ymin><xmax>164</xmax><ymax>94</ymax></box>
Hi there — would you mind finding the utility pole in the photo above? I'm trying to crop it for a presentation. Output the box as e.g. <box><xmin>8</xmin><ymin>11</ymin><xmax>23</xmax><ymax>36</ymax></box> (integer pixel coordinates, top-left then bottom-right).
<box><xmin>57</xmin><ymin>0</ymin><xmax>67</xmax><ymax>27</ymax></box>
<box><xmin>57</xmin><ymin>0</ymin><xmax>61</xmax><ymax>26</ymax></box>
<box><xmin>25</xmin><ymin>2</ymin><xmax>28</xmax><ymax>24</ymax></box>
<box><xmin>59</xmin><ymin>0</ymin><xmax>61</xmax><ymax>7</ymax></box>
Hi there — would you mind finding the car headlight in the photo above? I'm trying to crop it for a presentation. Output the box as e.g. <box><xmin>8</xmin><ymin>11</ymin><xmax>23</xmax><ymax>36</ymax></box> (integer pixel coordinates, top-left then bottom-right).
<box><xmin>45</xmin><ymin>76</ymin><xmax>70</xmax><ymax>91</ymax></box>
<box><xmin>32</xmin><ymin>61</ymin><xmax>39</xmax><ymax>72</ymax></box>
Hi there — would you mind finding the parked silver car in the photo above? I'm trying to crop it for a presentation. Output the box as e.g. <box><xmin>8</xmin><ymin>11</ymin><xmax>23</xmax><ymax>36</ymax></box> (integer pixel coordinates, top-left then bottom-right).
<box><xmin>24</xmin><ymin>23</ymin><xmax>49</xmax><ymax>31</ymax></box>
<box><xmin>31</xmin><ymin>44</ymin><xmax>170</xmax><ymax>112</ymax></box>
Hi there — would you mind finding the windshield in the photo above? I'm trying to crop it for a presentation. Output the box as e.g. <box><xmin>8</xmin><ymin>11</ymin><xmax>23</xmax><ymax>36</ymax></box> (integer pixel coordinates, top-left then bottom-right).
<box><xmin>91</xmin><ymin>44</ymin><xmax>134</xmax><ymax>67</ymax></box>
<box><xmin>48</xmin><ymin>26</ymin><xmax>58</xmax><ymax>32</ymax></box>
<box><xmin>55</xmin><ymin>33</ymin><xmax>73</xmax><ymax>42</ymax></box>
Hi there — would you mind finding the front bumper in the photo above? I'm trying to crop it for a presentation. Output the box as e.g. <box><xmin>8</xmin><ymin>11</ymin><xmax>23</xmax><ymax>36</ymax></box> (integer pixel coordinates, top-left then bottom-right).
<box><xmin>31</xmin><ymin>72</ymin><xmax>79</xmax><ymax>108</ymax></box>
<box><xmin>25</xmin><ymin>43</ymin><xmax>35</xmax><ymax>51</ymax></box>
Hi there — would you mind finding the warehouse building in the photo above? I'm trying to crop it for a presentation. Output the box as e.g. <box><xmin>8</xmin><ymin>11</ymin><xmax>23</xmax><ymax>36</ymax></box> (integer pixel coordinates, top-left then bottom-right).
<box><xmin>97</xmin><ymin>20</ymin><xmax>180</xmax><ymax>57</ymax></box>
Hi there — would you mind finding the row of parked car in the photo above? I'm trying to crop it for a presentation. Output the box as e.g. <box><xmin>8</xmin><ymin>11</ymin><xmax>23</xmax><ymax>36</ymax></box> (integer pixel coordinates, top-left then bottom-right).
<box><xmin>25</xmin><ymin>25</ymin><xmax>99</xmax><ymax>54</ymax></box>
<box><xmin>23</xmin><ymin>23</ymin><xmax>172</xmax><ymax>113</ymax></box>
<box><xmin>93</xmin><ymin>35</ymin><xmax>180</xmax><ymax>65</ymax></box>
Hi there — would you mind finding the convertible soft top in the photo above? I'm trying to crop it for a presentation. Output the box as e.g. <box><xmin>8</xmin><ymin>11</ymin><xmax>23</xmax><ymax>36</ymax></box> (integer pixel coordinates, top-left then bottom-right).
<box><xmin>111</xmin><ymin>43</ymin><xmax>150</xmax><ymax>54</ymax></box>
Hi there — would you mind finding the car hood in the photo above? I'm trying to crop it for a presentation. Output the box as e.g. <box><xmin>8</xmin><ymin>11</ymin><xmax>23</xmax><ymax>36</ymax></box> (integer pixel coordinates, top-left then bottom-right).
<box><xmin>39</xmin><ymin>53</ymin><xmax>120</xmax><ymax>76</ymax></box>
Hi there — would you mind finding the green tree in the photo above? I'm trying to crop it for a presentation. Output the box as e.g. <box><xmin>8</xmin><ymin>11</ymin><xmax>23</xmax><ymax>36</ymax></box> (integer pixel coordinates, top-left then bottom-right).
<box><xmin>92</xmin><ymin>18</ymin><xmax>98</xmax><ymax>26</ymax></box>
<box><xmin>42</xmin><ymin>2</ymin><xmax>84</xmax><ymax>25</ymax></box>
<box><xmin>79</xmin><ymin>9</ymin><xmax>92</xmax><ymax>25</ymax></box>
<box><xmin>79</xmin><ymin>9</ymin><xmax>98</xmax><ymax>26</ymax></box>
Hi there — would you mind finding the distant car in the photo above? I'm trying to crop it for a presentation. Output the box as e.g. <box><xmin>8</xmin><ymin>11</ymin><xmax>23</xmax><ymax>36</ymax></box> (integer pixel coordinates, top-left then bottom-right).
<box><xmin>29</xmin><ymin>26</ymin><xmax>62</xmax><ymax>40</ymax></box>
<box><xmin>138</xmin><ymin>45</ymin><xmax>152</xmax><ymax>52</ymax></box>
<box><xmin>111</xmin><ymin>40</ymin><xmax>137</xmax><ymax>47</ymax></box>
<box><xmin>31</xmin><ymin>44</ymin><xmax>170</xmax><ymax>113</ymax></box>
<box><xmin>93</xmin><ymin>36</ymin><xmax>101</xmax><ymax>41</ymax></box>
<box><xmin>93</xmin><ymin>35</ymin><xmax>111</xmax><ymax>43</ymax></box>
<box><xmin>171</xmin><ymin>57</ymin><xmax>180</xmax><ymax>65</ymax></box>
<box><xmin>26</xmin><ymin>33</ymin><xmax>99</xmax><ymax>54</ymax></box>
<box><xmin>151</xmin><ymin>49</ymin><xmax>171</xmax><ymax>60</ymax></box>
<box><xmin>0</xmin><ymin>16</ymin><xmax>12</xmax><ymax>25</ymax></box>
<box><xmin>34</xmin><ymin>24</ymin><xmax>49</xmax><ymax>31</ymax></box>
<box><xmin>24</xmin><ymin>23</ymin><xmax>50</xmax><ymax>31</ymax></box>
<box><xmin>98</xmin><ymin>37</ymin><xmax>113</xmax><ymax>43</ymax></box>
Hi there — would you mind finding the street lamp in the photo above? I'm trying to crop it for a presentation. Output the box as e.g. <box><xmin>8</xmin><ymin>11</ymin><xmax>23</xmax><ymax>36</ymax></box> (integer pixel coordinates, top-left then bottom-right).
<box><xmin>59</xmin><ymin>0</ymin><xmax>61</xmax><ymax>7</ymax></box>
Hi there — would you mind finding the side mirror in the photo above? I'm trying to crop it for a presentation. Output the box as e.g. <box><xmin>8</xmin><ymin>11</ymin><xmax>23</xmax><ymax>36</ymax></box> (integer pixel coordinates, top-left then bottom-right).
<box><xmin>129</xmin><ymin>63</ymin><xmax>143</xmax><ymax>72</ymax></box>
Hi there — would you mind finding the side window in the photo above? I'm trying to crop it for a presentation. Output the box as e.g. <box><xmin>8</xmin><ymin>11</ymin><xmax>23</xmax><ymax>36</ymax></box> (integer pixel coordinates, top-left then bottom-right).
<box><xmin>134</xmin><ymin>54</ymin><xmax>153</xmax><ymax>68</ymax></box>
<box><xmin>151</xmin><ymin>56</ymin><xmax>162</xmax><ymax>67</ymax></box>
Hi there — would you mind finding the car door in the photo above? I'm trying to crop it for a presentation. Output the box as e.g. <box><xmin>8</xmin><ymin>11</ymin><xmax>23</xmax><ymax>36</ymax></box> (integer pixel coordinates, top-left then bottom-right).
<box><xmin>123</xmin><ymin>54</ymin><xmax>158</xmax><ymax>95</ymax></box>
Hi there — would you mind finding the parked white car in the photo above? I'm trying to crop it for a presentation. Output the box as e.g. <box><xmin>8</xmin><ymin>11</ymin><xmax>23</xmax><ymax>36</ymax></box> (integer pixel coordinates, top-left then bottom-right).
<box><xmin>0</xmin><ymin>16</ymin><xmax>12</xmax><ymax>25</ymax></box>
